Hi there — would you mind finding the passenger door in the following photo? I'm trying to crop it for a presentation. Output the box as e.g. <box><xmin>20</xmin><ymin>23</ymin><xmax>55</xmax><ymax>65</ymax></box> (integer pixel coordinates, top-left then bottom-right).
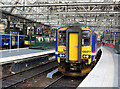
<box><xmin>69</xmin><ymin>33</ymin><xmax>78</xmax><ymax>61</ymax></box>
<box><xmin>12</xmin><ymin>36</ymin><xmax>15</xmax><ymax>46</ymax></box>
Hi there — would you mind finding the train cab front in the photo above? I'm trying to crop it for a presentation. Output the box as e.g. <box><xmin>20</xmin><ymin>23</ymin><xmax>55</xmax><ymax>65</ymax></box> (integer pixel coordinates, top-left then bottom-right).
<box><xmin>24</xmin><ymin>35</ymin><xmax>35</xmax><ymax>46</ymax></box>
<box><xmin>56</xmin><ymin>24</ymin><xmax>93</xmax><ymax>76</ymax></box>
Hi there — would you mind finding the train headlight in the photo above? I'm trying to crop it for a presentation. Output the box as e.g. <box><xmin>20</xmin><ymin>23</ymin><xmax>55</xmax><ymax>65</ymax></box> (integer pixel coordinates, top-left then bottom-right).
<box><xmin>83</xmin><ymin>55</ymin><xmax>90</xmax><ymax>58</ymax></box>
<box><xmin>58</xmin><ymin>54</ymin><xmax>65</xmax><ymax>57</ymax></box>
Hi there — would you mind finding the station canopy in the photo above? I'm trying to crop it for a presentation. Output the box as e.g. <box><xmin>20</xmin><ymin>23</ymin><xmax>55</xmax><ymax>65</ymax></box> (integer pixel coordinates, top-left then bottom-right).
<box><xmin>0</xmin><ymin>0</ymin><xmax>120</xmax><ymax>31</ymax></box>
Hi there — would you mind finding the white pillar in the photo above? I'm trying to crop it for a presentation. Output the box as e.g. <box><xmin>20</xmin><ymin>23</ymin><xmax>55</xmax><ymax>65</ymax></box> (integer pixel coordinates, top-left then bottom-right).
<box><xmin>9</xmin><ymin>31</ymin><xmax>11</xmax><ymax>53</ymax></box>
<box><xmin>18</xmin><ymin>32</ymin><xmax>19</xmax><ymax>52</ymax></box>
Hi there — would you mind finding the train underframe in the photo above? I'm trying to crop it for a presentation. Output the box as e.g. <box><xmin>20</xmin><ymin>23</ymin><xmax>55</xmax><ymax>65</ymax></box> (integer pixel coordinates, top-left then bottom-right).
<box><xmin>58</xmin><ymin>61</ymin><xmax>92</xmax><ymax>77</ymax></box>
<box><xmin>58</xmin><ymin>50</ymin><xmax>102</xmax><ymax>77</ymax></box>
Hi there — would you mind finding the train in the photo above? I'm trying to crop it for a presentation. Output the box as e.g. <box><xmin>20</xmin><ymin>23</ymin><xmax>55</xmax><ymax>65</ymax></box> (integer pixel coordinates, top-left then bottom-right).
<box><xmin>24</xmin><ymin>35</ymin><xmax>56</xmax><ymax>46</ymax></box>
<box><xmin>55</xmin><ymin>23</ymin><xmax>102</xmax><ymax>76</ymax></box>
<box><xmin>0</xmin><ymin>33</ymin><xmax>56</xmax><ymax>49</ymax></box>
<box><xmin>0</xmin><ymin>34</ymin><xmax>25</xmax><ymax>48</ymax></box>
<box><xmin>24</xmin><ymin>35</ymin><xmax>36</xmax><ymax>46</ymax></box>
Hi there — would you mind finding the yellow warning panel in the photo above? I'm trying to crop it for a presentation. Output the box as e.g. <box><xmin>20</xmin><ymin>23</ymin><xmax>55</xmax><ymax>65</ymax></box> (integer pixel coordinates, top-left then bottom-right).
<box><xmin>69</xmin><ymin>33</ymin><xmax>78</xmax><ymax>61</ymax></box>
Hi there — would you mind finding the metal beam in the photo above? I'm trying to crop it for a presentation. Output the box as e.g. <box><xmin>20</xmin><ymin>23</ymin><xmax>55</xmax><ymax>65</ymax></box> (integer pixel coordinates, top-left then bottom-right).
<box><xmin>28</xmin><ymin>17</ymin><xmax>117</xmax><ymax>19</ymax></box>
<box><xmin>0</xmin><ymin>3</ymin><xmax>119</xmax><ymax>7</ymax></box>
<box><xmin>12</xmin><ymin>12</ymin><xmax>120</xmax><ymax>15</ymax></box>
<box><xmin>2</xmin><ymin>10</ymin><xmax>52</xmax><ymax>26</ymax></box>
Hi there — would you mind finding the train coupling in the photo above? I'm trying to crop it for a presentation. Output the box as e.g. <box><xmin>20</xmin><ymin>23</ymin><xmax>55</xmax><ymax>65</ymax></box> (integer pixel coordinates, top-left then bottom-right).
<box><xmin>70</xmin><ymin>63</ymin><xmax>78</xmax><ymax>70</ymax></box>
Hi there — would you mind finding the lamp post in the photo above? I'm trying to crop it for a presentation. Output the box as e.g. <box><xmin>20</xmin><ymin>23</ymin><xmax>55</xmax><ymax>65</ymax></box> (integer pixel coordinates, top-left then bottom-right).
<box><xmin>7</xmin><ymin>16</ymin><xmax>10</xmax><ymax>34</ymax></box>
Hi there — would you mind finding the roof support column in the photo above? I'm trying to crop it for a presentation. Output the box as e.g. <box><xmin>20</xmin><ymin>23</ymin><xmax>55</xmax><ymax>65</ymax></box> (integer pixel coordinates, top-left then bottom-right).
<box><xmin>42</xmin><ymin>29</ymin><xmax>44</xmax><ymax>36</ymax></box>
<box><xmin>34</xmin><ymin>23</ymin><xmax>36</xmax><ymax>35</ymax></box>
<box><xmin>7</xmin><ymin>16</ymin><xmax>10</xmax><ymax>34</ymax></box>
<box><xmin>13</xmin><ymin>24</ymin><xmax>16</xmax><ymax>31</ymax></box>
<box><xmin>23</xmin><ymin>20</ymin><xmax>27</xmax><ymax>35</ymax></box>
<box><xmin>23</xmin><ymin>24</ymin><xmax>27</xmax><ymax>35</ymax></box>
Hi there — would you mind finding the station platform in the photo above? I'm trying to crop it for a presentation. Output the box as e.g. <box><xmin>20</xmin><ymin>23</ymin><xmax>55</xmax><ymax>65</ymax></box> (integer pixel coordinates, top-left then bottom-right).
<box><xmin>77</xmin><ymin>46</ymin><xmax>119</xmax><ymax>88</ymax></box>
<box><xmin>0</xmin><ymin>48</ymin><xmax>55</xmax><ymax>64</ymax></box>
<box><xmin>0</xmin><ymin>48</ymin><xmax>55</xmax><ymax>76</ymax></box>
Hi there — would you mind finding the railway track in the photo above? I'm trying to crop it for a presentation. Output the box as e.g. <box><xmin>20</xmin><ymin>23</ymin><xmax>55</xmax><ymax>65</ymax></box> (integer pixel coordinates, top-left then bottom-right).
<box><xmin>2</xmin><ymin>58</ymin><xmax>55</xmax><ymax>79</ymax></box>
<box><xmin>43</xmin><ymin>75</ymin><xmax>85</xmax><ymax>89</ymax></box>
<box><xmin>2</xmin><ymin>59</ymin><xmax>58</xmax><ymax>89</ymax></box>
<box><xmin>43</xmin><ymin>75</ymin><xmax>64</xmax><ymax>89</ymax></box>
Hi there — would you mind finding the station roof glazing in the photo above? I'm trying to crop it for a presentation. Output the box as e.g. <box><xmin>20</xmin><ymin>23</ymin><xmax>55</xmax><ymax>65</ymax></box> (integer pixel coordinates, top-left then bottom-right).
<box><xmin>0</xmin><ymin>0</ymin><xmax>120</xmax><ymax>30</ymax></box>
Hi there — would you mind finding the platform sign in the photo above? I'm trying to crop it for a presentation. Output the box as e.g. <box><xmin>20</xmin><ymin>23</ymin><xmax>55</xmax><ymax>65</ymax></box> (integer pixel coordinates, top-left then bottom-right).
<box><xmin>45</xmin><ymin>31</ymin><xmax>48</xmax><ymax>34</ymax></box>
<box><xmin>38</xmin><ymin>29</ymin><xmax>41</xmax><ymax>32</ymax></box>
<box><xmin>51</xmin><ymin>29</ymin><xmax>55</xmax><ymax>31</ymax></box>
<box><xmin>114</xmin><ymin>32</ymin><xmax>117</xmax><ymax>35</ymax></box>
<box><xmin>106</xmin><ymin>30</ymin><xmax>110</xmax><ymax>32</ymax></box>
<box><xmin>11</xmin><ymin>31</ymin><xmax>19</xmax><ymax>34</ymax></box>
<box><xmin>113</xmin><ymin>32</ymin><xmax>117</xmax><ymax>45</ymax></box>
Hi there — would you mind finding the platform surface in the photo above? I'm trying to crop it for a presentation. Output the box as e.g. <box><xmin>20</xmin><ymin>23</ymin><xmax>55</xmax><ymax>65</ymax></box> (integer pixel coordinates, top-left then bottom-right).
<box><xmin>77</xmin><ymin>46</ymin><xmax>119</xmax><ymax>88</ymax></box>
<box><xmin>0</xmin><ymin>48</ymin><xmax>55</xmax><ymax>64</ymax></box>
<box><xmin>0</xmin><ymin>48</ymin><xmax>49</xmax><ymax>58</ymax></box>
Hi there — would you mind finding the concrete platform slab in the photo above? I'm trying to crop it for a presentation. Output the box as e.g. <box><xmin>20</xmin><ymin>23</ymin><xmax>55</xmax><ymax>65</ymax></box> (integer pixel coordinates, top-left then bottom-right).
<box><xmin>0</xmin><ymin>48</ymin><xmax>55</xmax><ymax>77</ymax></box>
<box><xmin>0</xmin><ymin>48</ymin><xmax>54</xmax><ymax>58</ymax></box>
<box><xmin>77</xmin><ymin>46</ymin><xmax>119</xmax><ymax>88</ymax></box>
<box><xmin>0</xmin><ymin>48</ymin><xmax>55</xmax><ymax>64</ymax></box>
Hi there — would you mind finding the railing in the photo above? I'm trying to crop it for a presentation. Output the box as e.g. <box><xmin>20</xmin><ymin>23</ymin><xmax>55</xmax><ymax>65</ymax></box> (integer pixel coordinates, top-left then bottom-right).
<box><xmin>103</xmin><ymin>40</ymin><xmax>120</xmax><ymax>53</ymax></box>
<box><xmin>105</xmin><ymin>43</ymin><xmax>115</xmax><ymax>48</ymax></box>
<box><xmin>30</xmin><ymin>41</ymin><xmax>56</xmax><ymax>49</ymax></box>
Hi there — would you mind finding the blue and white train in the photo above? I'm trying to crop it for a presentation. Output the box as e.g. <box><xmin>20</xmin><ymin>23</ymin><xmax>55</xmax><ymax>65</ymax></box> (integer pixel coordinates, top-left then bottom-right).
<box><xmin>0</xmin><ymin>34</ymin><xmax>25</xmax><ymax>48</ymax></box>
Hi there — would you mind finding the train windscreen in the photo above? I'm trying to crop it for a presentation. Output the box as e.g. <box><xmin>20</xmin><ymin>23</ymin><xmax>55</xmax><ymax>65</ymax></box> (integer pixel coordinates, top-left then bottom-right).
<box><xmin>25</xmin><ymin>36</ymin><xmax>29</xmax><ymax>40</ymax></box>
<box><xmin>36</xmin><ymin>37</ymin><xmax>43</xmax><ymax>43</ymax></box>
<box><xmin>31</xmin><ymin>37</ymin><xmax>35</xmax><ymax>41</ymax></box>
<box><xmin>59</xmin><ymin>30</ymin><xmax>66</xmax><ymax>46</ymax></box>
<box><xmin>45</xmin><ymin>38</ymin><xmax>49</xmax><ymax>42</ymax></box>
<box><xmin>1</xmin><ymin>37</ymin><xmax>5</xmax><ymax>42</ymax></box>
<box><xmin>6</xmin><ymin>37</ymin><xmax>10</xmax><ymax>42</ymax></box>
<box><xmin>82</xmin><ymin>30</ymin><xmax>90</xmax><ymax>46</ymax></box>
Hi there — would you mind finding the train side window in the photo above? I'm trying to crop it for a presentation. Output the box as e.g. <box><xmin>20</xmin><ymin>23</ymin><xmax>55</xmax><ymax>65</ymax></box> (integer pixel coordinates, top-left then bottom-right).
<box><xmin>59</xmin><ymin>30</ymin><xmax>66</xmax><ymax>46</ymax></box>
<box><xmin>36</xmin><ymin>37</ymin><xmax>39</xmax><ymax>43</ymax></box>
<box><xmin>45</xmin><ymin>38</ymin><xmax>49</xmax><ymax>42</ymax></box>
<box><xmin>36</xmin><ymin>37</ymin><xmax>43</xmax><ymax>43</ymax></box>
<box><xmin>31</xmin><ymin>37</ymin><xmax>35</xmax><ymax>41</ymax></box>
<box><xmin>82</xmin><ymin>30</ymin><xmax>90</xmax><ymax>46</ymax></box>
<box><xmin>12</xmin><ymin>37</ymin><xmax>15</xmax><ymax>41</ymax></box>
<box><xmin>40</xmin><ymin>38</ymin><xmax>43</xmax><ymax>42</ymax></box>
<box><xmin>20</xmin><ymin>38</ymin><xmax>23</xmax><ymax>41</ymax></box>
<box><xmin>39</xmin><ymin>37</ymin><xmax>43</xmax><ymax>42</ymax></box>
<box><xmin>40</xmin><ymin>38</ymin><xmax>43</xmax><ymax>41</ymax></box>
<box><xmin>51</xmin><ymin>38</ymin><xmax>54</xmax><ymax>42</ymax></box>
<box><xmin>1</xmin><ymin>37</ymin><xmax>5</xmax><ymax>42</ymax></box>
<box><xmin>6</xmin><ymin>37</ymin><xmax>10</xmax><ymax>42</ymax></box>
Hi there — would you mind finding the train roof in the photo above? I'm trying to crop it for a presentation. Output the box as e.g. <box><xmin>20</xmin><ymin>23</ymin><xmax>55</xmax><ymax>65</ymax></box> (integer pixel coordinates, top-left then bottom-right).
<box><xmin>57</xmin><ymin>23</ymin><xmax>95</xmax><ymax>32</ymax></box>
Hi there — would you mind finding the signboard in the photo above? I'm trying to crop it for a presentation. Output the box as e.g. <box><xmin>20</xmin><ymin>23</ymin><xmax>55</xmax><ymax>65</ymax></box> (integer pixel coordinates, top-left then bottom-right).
<box><xmin>114</xmin><ymin>32</ymin><xmax>117</xmax><ymax>35</ymax></box>
<box><xmin>51</xmin><ymin>29</ymin><xmax>55</xmax><ymax>31</ymax></box>
<box><xmin>11</xmin><ymin>31</ymin><xmax>19</xmax><ymax>34</ymax></box>
<box><xmin>106</xmin><ymin>30</ymin><xmax>110</xmax><ymax>32</ymax></box>
<box><xmin>45</xmin><ymin>31</ymin><xmax>48</xmax><ymax>34</ymax></box>
<box><xmin>38</xmin><ymin>29</ymin><xmax>41</xmax><ymax>32</ymax></box>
